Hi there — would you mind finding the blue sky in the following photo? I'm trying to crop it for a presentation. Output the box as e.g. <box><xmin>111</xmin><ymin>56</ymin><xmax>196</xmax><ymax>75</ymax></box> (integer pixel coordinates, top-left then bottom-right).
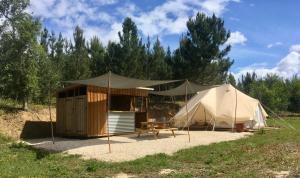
<box><xmin>29</xmin><ymin>0</ymin><xmax>300</xmax><ymax>79</ymax></box>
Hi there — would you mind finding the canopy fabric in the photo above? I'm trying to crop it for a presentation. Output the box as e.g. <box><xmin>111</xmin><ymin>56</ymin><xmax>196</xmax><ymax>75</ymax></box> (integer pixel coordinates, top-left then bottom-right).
<box><xmin>65</xmin><ymin>72</ymin><xmax>180</xmax><ymax>89</ymax></box>
<box><xmin>173</xmin><ymin>84</ymin><xmax>268</xmax><ymax>129</ymax></box>
<box><xmin>149</xmin><ymin>80</ymin><xmax>218</xmax><ymax>96</ymax></box>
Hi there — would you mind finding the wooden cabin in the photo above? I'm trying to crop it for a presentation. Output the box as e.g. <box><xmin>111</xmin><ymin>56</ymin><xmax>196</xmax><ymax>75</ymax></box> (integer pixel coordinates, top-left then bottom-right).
<box><xmin>56</xmin><ymin>85</ymin><xmax>149</xmax><ymax>137</ymax></box>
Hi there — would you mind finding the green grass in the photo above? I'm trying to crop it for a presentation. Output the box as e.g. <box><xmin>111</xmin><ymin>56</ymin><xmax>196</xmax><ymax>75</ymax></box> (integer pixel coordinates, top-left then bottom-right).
<box><xmin>0</xmin><ymin>118</ymin><xmax>300</xmax><ymax>177</ymax></box>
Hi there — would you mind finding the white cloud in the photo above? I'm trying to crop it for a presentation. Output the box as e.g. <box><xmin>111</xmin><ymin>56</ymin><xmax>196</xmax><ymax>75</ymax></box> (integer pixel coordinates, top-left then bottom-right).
<box><xmin>90</xmin><ymin>0</ymin><xmax>118</xmax><ymax>6</ymax></box>
<box><xmin>225</xmin><ymin>31</ymin><xmax>247</xmax><ymax>46</ymax></box>
<box><xmin>234</xmin><ymin>50</ymin><xmax>300</xmax><ymax>79</ymax></box>
<box><xmin>29</xmin><ymin>0</ymin><xmax>120</xmax><ymax>44</ymax></box>
<box><xmin>29</xmin><ymin>0</ymin><xmax>240</xmax><ymax>43</ymax></box>
<box><xmin>129</xmin><ymin>0</ymin><xmax>240</xmax><ymax>37</ymax></box>
<box><xmin>267</xmin><ymin>42</ymin><xmax>282</xmax><ymax>48</ymax></box>
<box><xmin>290</xmin><ymin>44</ymin><xmax>300</xmax><ymax>52</ymax></box>
<box><xmin>200</xmin><ymin>0</ymin><xmax>240</xmax><ymax>16</ymax></box>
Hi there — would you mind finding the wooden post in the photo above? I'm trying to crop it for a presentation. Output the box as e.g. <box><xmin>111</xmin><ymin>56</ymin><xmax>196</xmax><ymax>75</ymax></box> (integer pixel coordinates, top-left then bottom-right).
<box><xmin>145</xmin><ymin>97</ymin><xmax>149</xmax><ymax>121</ymax></box>
<box><xmin>107</xmin><ymin>71</ymin><xmax>111</xmax><ymax>153</ymax></box>
<box><xmin>232</xmin><ymin>88</ymin><xmax>238</xmax><ymax>132</ymax></box>
<box><xmin>48</xmin><ymin>87</ymin><xmax>54</xmax><ymax>144</ymax></box>
<box><xmin>185</xmin><ymin>80</ymin><xmax>190</xmax><ymax>142</ymax></box>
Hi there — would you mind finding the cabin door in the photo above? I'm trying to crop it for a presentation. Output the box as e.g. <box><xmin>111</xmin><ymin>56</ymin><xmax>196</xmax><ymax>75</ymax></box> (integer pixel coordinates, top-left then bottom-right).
<box><xmin>74</xmin><ymin>96</ymin><xmax>87</xmax><ymax>135</ymax></box>
<box><xmin>65</xmin><ymin>97</ymin><xmax>74</xmax><ymax>134</ymax></box>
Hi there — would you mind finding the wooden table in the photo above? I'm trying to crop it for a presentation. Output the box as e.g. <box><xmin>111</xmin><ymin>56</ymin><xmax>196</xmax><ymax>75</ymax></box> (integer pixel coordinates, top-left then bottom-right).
<box><xmin>136</xmin><ymin>121</ymin><xmax>178</xmax><ymax>139</ymax></box>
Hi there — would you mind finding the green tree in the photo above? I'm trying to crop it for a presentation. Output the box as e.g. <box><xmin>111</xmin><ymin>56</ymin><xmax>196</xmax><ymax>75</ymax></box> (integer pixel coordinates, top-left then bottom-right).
<box><xmin>250</xmin><ymin>74</ymin><xmax>289</xmax><ymax>112</ymax></box>
<box><xmin>239</xmin><ymin>72</ymin><xmax>257</xmax><ymax>93</ymax></box>
<box><xmin>144</xmin><ymin>36</ymin><xmax>152</xmax><ymax>79</ymax></box>
<box><xmin>0</xmin><ymin>0</ymin><xmax>41</xmax><ymax>110</ymax></box>
<box><xmin>165</xmin><ymin>46</ymin><xmax>173</xmax><ymax>68</ymax></box>
<box><xmin>48</xmin><ymin>31</ymin><xmax>56</xmax><ymax>59</ymax></box>
<box><xmin>148</xmin><ymin>37</ymin><xmax>171</xmax><ymax>79</ymax></box>
<box><xmin>89</xmin><ymin>36</ymin><xmax>106</xmax><ymax>76</ymax></box>
<box><xmin>287</xmin><ymin>76</ymin><xmax>300</xmax><ymax>112</ymax></box>
<box><xmin>109</xmin><ymin>17</ymin><xmax>145</xmax><ymax>78</ymax></box>
<box><xmin>227</xmin><ymin>73</ymin><xmax>236</xmax><ymax>86</ymax></box>
<box><xmin>174</xmin><ymin>13</ymin><xmax>233</xmax><ymax>84</ymax></box>
<box><xmin>64</xmin><ymin>26</ymin><xmax>90</xmax><ymax>80</ymax></box>
<box><xmin>36</xmin><ymin>45</ymin><xmax>60</xmax><ymax>103</ymax></box>
<box><xmin>40</xmin><ymin>27</ymin><xmax>49</xmax><ymax>53</ymax></box>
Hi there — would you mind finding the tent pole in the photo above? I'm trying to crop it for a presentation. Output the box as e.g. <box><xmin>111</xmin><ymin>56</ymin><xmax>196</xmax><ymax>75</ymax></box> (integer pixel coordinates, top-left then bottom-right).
<box><xmin>232</xmin><ymin>88</ymin><xmax>238</xmax><ymax>132</ymax></box>
<box><xmin>48</xmin><ymin>87</ymin><xmax>54</xmax><ymax>144</ymax></box>
<box><xmin>185</xmin><ymin>80</ymin><xmax>190</xmax><ymax>142</ymax></box>
<box><xmin>107</xmin><ymin>71</ymin><xmax>111</xmax><ymax>153</ymax></box>
<box><xmin>204</xmin><ymin>108</ymin><xmax>207</xmax><ymax>124</ymax></box>
<box><xmin>204</xmin><ymin>108</ymin><xmax>208</xmax><ymax>130</ymax></box>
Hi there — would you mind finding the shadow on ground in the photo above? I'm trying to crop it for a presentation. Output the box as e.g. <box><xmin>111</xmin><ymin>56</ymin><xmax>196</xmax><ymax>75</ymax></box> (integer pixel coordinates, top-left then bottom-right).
<box><xmin>20</xmin><ymin>121</ymin><xmax>56</xmax><ymax>139</ymax></box>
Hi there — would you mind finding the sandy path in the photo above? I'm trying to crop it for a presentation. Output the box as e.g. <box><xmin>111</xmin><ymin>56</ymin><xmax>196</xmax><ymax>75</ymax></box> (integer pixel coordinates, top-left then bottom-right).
<box><xmin>26</xmin><ymin>131</ymin><xmax>251</xmax><ymax>162</ymax></box>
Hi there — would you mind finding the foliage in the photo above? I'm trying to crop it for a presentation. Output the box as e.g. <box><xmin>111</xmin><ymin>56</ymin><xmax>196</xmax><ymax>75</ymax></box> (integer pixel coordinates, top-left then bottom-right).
<box><xmin>173</xmin><ymin>13</ymin><xmax>233</xmax><ymax>84</ymax></box>
<box><xmin>239</xmin><ymin>73</ymin><xmax>295</xmax><ymax>112</ymax></box>
<box><xmin>106</xmin><ymin>17</ymin><xmax>146</xmax><ymax>78</ymax></box>
<box><xmin>0</xmin><ymin>0</ymin><xmax>41</xmax><ymax>109</ymax></box>
<box><xmin>147</xmin><ymin>37</ymin><xmax>172</xmax><ymax>80</ymax></box>
<box><xmin>89</xmin><ymin>36</ymin><xmax>106</xmax><ymax>77</ymax></box>
<box><xmin>227</xmin><ymin>73</ymin><xmax>236</xmax><ymax>86</ymax></box>
<box><xmin>287</xmin><ymin>76</ymin><xmax>300</xmax><ymax>112</ymax></box>
<box><xmin>64</xmin><ymin>26</ymin><xmax>90</xmax><ymax>80</ymax></box>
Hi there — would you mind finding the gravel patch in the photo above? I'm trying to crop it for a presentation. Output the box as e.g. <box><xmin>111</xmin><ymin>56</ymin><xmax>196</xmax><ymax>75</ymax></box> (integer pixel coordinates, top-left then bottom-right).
<box><xmin>25</xmin><ymin>131</ymin><xmax>251</xmax><ymax>162</ymax></box>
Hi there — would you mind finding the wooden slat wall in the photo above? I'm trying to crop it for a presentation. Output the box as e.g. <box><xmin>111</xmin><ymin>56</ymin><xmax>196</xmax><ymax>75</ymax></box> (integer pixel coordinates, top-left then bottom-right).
<box><xmin>65</xmin><ymin>97</ymin><xmax>74</xmax><ymax>134</ymax></box>
<box><xmin>56</xmin><ymin>98</ymin><xmax>66</xmax><ymax>134</ymax></box>
<box><xmin>56</xmin><ymin>96</ymin><xmax>87</xmax><ymax>136</ymax></box>
<box><xmin>75</xmin><ymin>96</ymin><xmax>87</xmax><ymax>135</ymax></box>
<box><xmin>87</xmin><ymin>86</ymin><xmax>107</xmax><ymax>136</ymax></box>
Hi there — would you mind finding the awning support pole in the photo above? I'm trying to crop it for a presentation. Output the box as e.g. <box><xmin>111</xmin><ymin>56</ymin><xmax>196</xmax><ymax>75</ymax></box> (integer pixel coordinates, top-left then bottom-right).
<box><xmin>185</xmin><ymin>80</ymin><xmax>190</xmax><ymax>142</ymax></box>
<box><xmin>107</xmin><ymin>71</ymin><xmax>111</xmax><ymax>153</ymax></box>
<box><xmin>48</xmin><ymin>87</ymin><xmax>54</xmax><ymax>144</ymax></box>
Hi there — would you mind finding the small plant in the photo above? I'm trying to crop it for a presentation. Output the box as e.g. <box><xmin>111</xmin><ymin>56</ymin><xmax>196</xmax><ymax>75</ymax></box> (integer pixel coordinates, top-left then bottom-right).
<box><xmin>86</xmin><ymin>161</ymin><xmax>99</xmax><ymax>172</ymax></box>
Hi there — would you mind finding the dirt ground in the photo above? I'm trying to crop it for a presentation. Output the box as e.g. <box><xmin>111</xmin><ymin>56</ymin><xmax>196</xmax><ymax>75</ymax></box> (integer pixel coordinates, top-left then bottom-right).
<box><xmin>0</xmin><ymin>102</ymin><xmax>176</xmax><ymax>139</ymax></box>
<box><xmin>25</xmin><ymin>131</ymin><xmax>251</xmax><ymax>162</ymax></box>
<box><xmin>0</xmin><ymin>108</ymin><xmax>56</xmax><ymax>139</ymax></box>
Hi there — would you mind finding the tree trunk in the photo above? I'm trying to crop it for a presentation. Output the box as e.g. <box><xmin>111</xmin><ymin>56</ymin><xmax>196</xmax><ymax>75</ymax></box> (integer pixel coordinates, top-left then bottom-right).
<box><xmin>22</xmin><ymin>97</ymin><xmax>28</xmax><ymax>111</ymax></box>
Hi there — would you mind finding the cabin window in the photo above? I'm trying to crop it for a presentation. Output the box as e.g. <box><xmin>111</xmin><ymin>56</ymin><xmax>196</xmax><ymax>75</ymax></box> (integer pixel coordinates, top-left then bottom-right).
<box><xmin>67</xmin><ymin>89</ymin><xmax>74</xmax><ymax>97</ymax></box>
<box><xmin>58</xmin><ymin>92</ymin><xmax>66</xmax><ymax>98</ymax></box>
<box><xmin>79</xmin><ymin>86</ymin><xmax>87</xmax><ymax>96</ymax></box>
<box><xmin>110</xmin><ymin>95</ymin><xmax>132</xmax><ymax>111</ymax></box>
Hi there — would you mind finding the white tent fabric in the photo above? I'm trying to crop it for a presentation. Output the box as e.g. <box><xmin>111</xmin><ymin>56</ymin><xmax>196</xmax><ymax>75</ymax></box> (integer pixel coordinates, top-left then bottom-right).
<box><xmin>174</xmin><ymin>84</ymin><xmax>268</xmax><ymax>129</ymax></box>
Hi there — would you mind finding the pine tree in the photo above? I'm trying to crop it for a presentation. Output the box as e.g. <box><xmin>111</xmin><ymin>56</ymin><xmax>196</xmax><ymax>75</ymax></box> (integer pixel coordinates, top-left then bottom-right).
<box><xmin>48</xmin><ymin>31</ymin><xmax>56</xmax><ymax>59</ymax></box>
<box><xmin>149</xmin><ymin>37</ymin><xmax>171</xmax><ymax>79</ymax></box>
<box><xmin>174</xmin><ymin>13</ymin><xmax>233</xmax><ymax>84</ymax></box>
<box><xmin>89</xmin><ymin>36</ymin><xmax>106</xmax><ymax>76</ymax></box>
<box><xmin>227</xmin><ymin>73</ymin><xmax>236</xmax><ymax>86</ymax></box>
<box><xmin>40</xmin><ymin>28</ymin><xmax>49</xmax><ymax>53</ymax></box>
<box><xmin>113</xmin><ymin>17</ymin><xmax>144</xmax><ymax>78</ymax></box>
<box><xmin>64</xmin><ymin>26</ymin><xmax>90</xmax><ymax>80</ymax></box>
<box><xmin>145</xmin><ymin>36</ymin><xmax>152</xmax><ymax>79</ymax></box>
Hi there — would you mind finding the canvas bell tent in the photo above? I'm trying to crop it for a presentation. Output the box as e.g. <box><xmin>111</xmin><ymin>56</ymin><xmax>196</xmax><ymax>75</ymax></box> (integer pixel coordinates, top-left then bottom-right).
<box><xmin>173</xmin><ymin>84</ymin><xmax>268</xmax><ymax>129</ymax></box>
